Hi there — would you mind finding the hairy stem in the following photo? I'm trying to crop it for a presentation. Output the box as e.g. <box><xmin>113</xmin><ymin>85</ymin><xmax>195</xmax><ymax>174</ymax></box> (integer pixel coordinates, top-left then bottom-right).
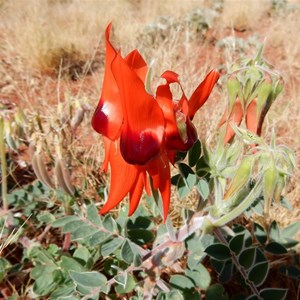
<box><xmin>212</xmin><ymin>178</ymin><xmax>262</xmax><ymax>227</ymax></box>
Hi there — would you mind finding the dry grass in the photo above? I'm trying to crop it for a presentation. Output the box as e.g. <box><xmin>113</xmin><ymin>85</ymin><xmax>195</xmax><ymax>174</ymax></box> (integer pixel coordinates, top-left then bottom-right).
<box><xmin>221</xmin><ymin>0</ymin><xmax>271</xmax><ymax>32</ymax></box>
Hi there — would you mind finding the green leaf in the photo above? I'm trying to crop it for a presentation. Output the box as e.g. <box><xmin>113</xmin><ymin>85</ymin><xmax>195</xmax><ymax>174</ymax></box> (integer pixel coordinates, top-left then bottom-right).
<box><xmin>259</xmin><ymin>288</ymin><xmax>287</xmax><ymax>300</ymax></box>
<box><xmin>87</xmin><ymin>203</ymin><xmax>102</xmax><ymax>226</ymax></box>
<box><xmin>279</xmin><ymin>265</ymin><xmax>300</xmax><ymax>280</ymax></box>
<box><xmin>33</xmin><ymin>275</ymin><xmax>57</xmax><ymax>296</ymax></box>
<box><xmin>103</xmin><ymin>258</ymin><xmax>126</xmax><ymax>277</ymax></box>
<box><xmin>31</xmin><ymin>265</ymin><xmax>57</xmax><ymax>280</ymax></box>
<box><xmin>87</xmin><ymin>231</ymin><xmax>111</xmax><ymax>247</ymax></box>
<box><xmin>269</xmin><ymin>220</ymin><xmax>280</xmax><ymax>242</ymax></box>
<box><xmin>175</xmin><ymin>151</ymin><xmax>187</xmax><ymax>163</ymax></box>
<box><xmin>128</xmin><ymin>229</ymin><xmax>154</xmax><ymax>245</ymax></box>
<box><xmin>52</xmin><ymin>216</ymin><xmax>80</xmax><ymax>228</ymax></box>
<box><xmin>265</xmin><ymin>242</ymin><xmax>288</xmax><ymax>255</ymax></box>
<box><xmin>63</xmin><ymin>220</ymin><xmax>85</xmax><ymax>233</ymax></box>
<box><xmin>127</xmin><ymin>216</ymin><xmax>152</xmax><ymax>229</ymax></box>
<box><xmin>37</xmin><ymin>211</ymin><xmax>56</xmax><ymax>224</ymax></box>
<box><xmin>205</xmin><ymin>283</ymin><xmax>228</xmax><ymax>300</ymax></box>
<box><xmin>121</xmin><ymin>240</ymin><xmax>134</xmax><ymax>264</ymax></box>
<box><xmin>245</xmin><ymin>295</ymin><xmax>259</xmax><ymax>300</ymax></box>
<box><xmin>177</xmin><ymin>176</ymin><xmax>190</xmax><ymax>199</ymax></box>
<box><xmin>170</xmin><ymin>274</ymin><xmax>195</xmax><ymax>291</ymax></box>
<box><xmin>187</xmin><ymin>249</ymin><xmax>205</xmax><ymax>270</ymax></box>
<box><xmin>205</xmin><ymin>243</ymin><xmax>231</xmax><ymax>261</ymax></box>
<box><xmin>196</xmin><ymin>179</ymin><xmax>210</xmax><ymax>200</ymax></box>
<box><xmin>171</xmin><ymin>174</ymin><xmax>181</xmax><ymax>186</ymax></box>
<box><xmin>71</xmin><ymin>225</ymin><xmax>99</xmax><ymax>241</ymax></box>
<box><xmin>210</xmin><ymin>259</ymin><xmax>225</xmax><ymax>274</ymax></box>
<box><xmin>0</xmin><ymin>258</ymin><xmax>11</xmax><ymax>282</ymax></box>
<box><xmin>282</xmin><ymin>221</ymin><xmax>300</xmax><ymax>239</ymax></box>
<box><xmin>69</xmin><ymin>271</ymin><xmax>107</xmax><ymax>288</ymax></box>
<box><xmin>178</xmin><ymin>163</ymin><xmax>197</xmax><ymax>188</ymax></box>
<box><xmin>188</xmin><ymin>140</ymin><xmax>201</xmax><ymax>167</ymax></box>
<box><xmin>238</xmin><ymin>247</ymin><xmax>256</xmax><ymax>270</ymax></box>
<box><xmin>50</xmin><ymin>283</ymin><xmax>76</xmax><ymax>299</ymax></box>
<box><xmin>60</xmin><ymin>256</ymin><xmax>85</xmax><ymax>272</ymax></box>
<box><xmin>101</xmin><ymin>238</ymin><xmax>123</xmax><ymax>257</ymax></box>
<box><xmin>254</xmin><ymin>223</ymin><xmax>267</xmax><ymax>245</ymax></box>
<box><xmin>248</xmin><ymin>261</ymin><xmax>269</xmax><ymax>286</ymax></box>
<box><xmin>29</xmin><ymin>247</ymin><xmax>56</xmax><ymax>264</ymax></box>
<box><xmin>229</xmin><ymin>234</ymin><xmax>244</xmax><ymax>255</ymax></box>
<box><xmin>181</xmin><ymin>290</ymin><xmax>202</xmax><ymax>300</ymax></box>
<box><xmin>196</xmin><ymin>157</ymin><xmax>209</xmax><ymax>177</ymax></box>
<box><xmin>218</xmin><ymin>261</ymin><xmax>234</xmax><ymax>283</ymax></box>
<box><xmin>160</xmin><ymin>290</ymin><xmax>184</xmax><ymax>300</ymax></box>
<box><xmin>255</xmin><ymin>248</ymin><xmax>267</xmax><ymax>264</ymax></box>
<box><xmin>186</xmin><ymin>263</ymin><xmax>211</xmax><ymax>290</ymax></box>
<box><xmin>73</xmin><ymin>246</ymin><xmax>91</xmax><ymax>264</ymax></box>
<box><xmin>102</xmin><ymin>214</ymin><xmax>118</xmax><ymax>233</ymax></box>
<box><xmin>279</xmin><ymin>238</ymin><xmax>298</xmax><ymax>249</ymax></box>
<box><xmin>233</xmin><ymin>225</ymin><xmax>252</xmax><ymax>247</ymax></box>
<box><xmin>115</xmin><ymin>273</ymin><xmax>137</xmax><ymax>294</ymax></box>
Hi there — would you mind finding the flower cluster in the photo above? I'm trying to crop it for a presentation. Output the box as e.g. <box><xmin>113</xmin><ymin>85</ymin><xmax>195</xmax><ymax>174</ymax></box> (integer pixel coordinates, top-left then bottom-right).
<box><xmin>92</xmin><ymin>23</ymin><xmax>219</xmax><ymax>220</ymax></box>
<box><xmin>218</xmin><ymin>56</ymin><xmax>283</xmax><ymax>144</ymax></box>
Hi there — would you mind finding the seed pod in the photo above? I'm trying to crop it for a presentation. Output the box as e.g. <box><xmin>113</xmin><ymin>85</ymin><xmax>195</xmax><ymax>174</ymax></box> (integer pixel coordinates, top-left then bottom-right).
<box><xmin>224</xmin><ymin>156</ymin><xmax>254</xmax><ymax>200</ymax></box>
<box><xmin>36</xmin><ymin>153</ymin><xmax>55</xmax><ymax>189</ymax></box>
<box><xmin>54</xmin><ymin>159</ymin><xmax>70</xmax><ymax>194</ymax></box>
<box><xmin>263</xmin><ymin>161</ymin><xmax>277</xmax><ymax>216</ymax></box>
<box><xmin>31</xmin><ymin>153</ymin><xmax>54</xmax><ymax>189</ymax></box>
<box><xmin>59</xmin><ymin>158</ymin><xmax>75</xmax><ymax>195</ymax></box>
<box><xmin>273</xmin><ymin>173</ymin><xmax>285</xmax><ymax>203</ymax></box>
<box><xmin>227</xmin><ymin>75</ymin><xmax>241</xmax><ymax>110</ymax></box>
<box><xmin>54</xmin><ymin>158</ymin><xmax>75</xmax><ymax>195</ymax></box>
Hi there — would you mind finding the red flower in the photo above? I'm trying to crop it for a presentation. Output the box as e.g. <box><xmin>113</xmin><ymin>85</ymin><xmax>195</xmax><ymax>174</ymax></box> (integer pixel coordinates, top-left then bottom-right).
<box><xmin>92</xmin><ymin>23</ymin><xmax>220</xmax><ymax>220</ymax></box>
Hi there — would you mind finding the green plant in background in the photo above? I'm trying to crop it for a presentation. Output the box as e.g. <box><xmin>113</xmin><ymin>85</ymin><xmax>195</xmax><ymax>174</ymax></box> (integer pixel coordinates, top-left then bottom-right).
<box><xmin>0</xmin><ymin>24</ymin><xmax>299</xmax><ymax>300</ymax></box>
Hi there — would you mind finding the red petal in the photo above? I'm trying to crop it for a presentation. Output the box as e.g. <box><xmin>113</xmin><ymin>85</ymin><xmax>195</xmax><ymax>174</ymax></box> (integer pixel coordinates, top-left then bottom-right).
<box><xmin>223</xmin><ymin>99</ymin><xmax>244</xmax><ymax>143</ymax></box>
<box><xmin>245</xmin><ymin>98</ymin><xmax>258</xmax><ymax>134</ymax></box>
<box><xmin>112</xmin><ymin>52</ymin><xmax>165</xmax><ymax>165</ymax></box>
<box><xmin>125</xmin><ymin>49</ymin><xmax>148</xmax><ymax>83</ymax></box>
<box><xmin>128</xmin><ymin>171</ymin><xmax>144</xmax><ymax>215</ymax></box>
<box><xmin>147</xmin><ymin>154</ymin><xmax>171</xmax><ymax>221</ymax></box>
<box><xmin>99</xmin><ymin>141</ymin><xmax>139</xmax><ymax>214</ymax></box>
<box><xmin>101</xmin><ymin>136</ymin><xmax>112</xmax><ymax>172</ymax></box>
<box><xmin>91</xmin><ymin>23</ymin><xmax>123</xmax><ymax>141</ymax></box>
<box><xmin>156</xmin><ymin>71</ymin><xmax>197</xmax><ymax>151</ymax></box>
<box><xmin>188</xmin><ymin>69</ymin><xmax>220</xmax><ymax>120</ymax></box>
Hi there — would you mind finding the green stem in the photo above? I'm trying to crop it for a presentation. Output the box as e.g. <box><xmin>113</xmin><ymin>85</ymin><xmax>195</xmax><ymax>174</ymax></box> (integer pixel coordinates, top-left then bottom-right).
<box><xmin>0</xmin><ymin>117</ymin><xmax>8</xmax><ymax>211</ymax></box>
<box><xmin>212</xmin><ymin>178</ymin><xmax>262</xmax><ymax>227</ymax></box>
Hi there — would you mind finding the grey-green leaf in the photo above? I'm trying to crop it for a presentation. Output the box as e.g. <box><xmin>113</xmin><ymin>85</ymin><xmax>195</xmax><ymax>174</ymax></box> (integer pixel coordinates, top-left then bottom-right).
<box><xmin>205</xmin><ymin>243</ymin><xmax>231</xmax><ymax>261</ymax></box>
<box><xmin>69</xmin><ymin>270</ymin><xmax>107</xmax><ymax>288</ymax></box>
<box><xmin>238</xmin><ymin>247</ymin><xmax>256</xmax><ymax>270</ymax></box>
<box><xmin>248</xmin><ymin>261</ymin><xmax>269</xmax><ymax>286</ymax></box>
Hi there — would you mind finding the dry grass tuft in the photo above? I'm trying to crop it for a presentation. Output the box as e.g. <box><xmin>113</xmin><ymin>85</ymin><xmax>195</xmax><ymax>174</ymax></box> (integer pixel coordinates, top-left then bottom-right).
<box><xmin>221</xmin><ymin>0</ymin><xmax>271</xmax><ymax>32</ymax></box>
